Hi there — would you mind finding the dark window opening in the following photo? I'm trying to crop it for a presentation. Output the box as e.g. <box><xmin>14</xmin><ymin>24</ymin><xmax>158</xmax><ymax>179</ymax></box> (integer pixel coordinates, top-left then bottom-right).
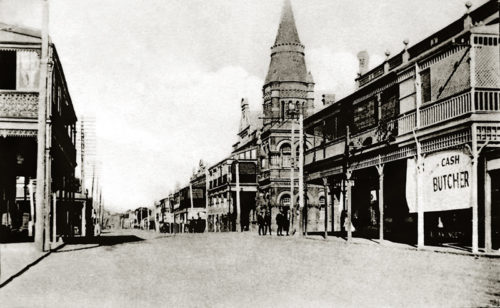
<box><xmin>0</xmin><ymin>50</ymin><xmax>17</xmax><ymax>90</ymax></box>
<box><xmin>421</xmin><ymin>69</ymin><xmax>431</xmax><ymax>103</ymax></box>
<box><xmin>353</xmin><ymin>99</ymin><xmax>376</xmax><ymax>133</ymax></box>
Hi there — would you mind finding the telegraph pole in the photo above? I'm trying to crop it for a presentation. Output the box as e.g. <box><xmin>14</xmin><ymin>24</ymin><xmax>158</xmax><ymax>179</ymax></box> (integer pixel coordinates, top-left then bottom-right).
<box><xmin>290</xmin><ymin>114</ymin><xmax>295</xmax><ymax>235</ymax></box>
<box><xmin>235</xmin><ymin>161</ymin><xmax>241</xmax><ymax>232</ymax></box>
<box><xmin>298</xmin><ymin>111</ymin><xmax>304</xmax><ymax>236</ymax></box>
<box><xmin>35</xmin><ymin>0</ymin><xmax>49</xmax><ymax>252</ymax></box>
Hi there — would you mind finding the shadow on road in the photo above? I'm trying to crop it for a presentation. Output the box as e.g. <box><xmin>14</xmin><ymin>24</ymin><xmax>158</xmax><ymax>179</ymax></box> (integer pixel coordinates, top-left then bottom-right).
<box><xmin>56</xmin><ymin>235</ymin><xmax>144</xmax><ymax>253</ymax></box>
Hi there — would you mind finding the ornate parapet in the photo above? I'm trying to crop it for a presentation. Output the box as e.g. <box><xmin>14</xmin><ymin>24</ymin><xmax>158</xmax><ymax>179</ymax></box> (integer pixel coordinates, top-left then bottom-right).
<box><xmin>0</xmin><ymin>91</ymin><xmax>38</xmax><ymax>118</ymax></box>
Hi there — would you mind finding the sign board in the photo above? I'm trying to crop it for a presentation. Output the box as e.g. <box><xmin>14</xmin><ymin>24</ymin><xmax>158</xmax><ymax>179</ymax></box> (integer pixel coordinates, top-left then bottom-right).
<box><xmin>406</xmin><ymin>150</ymin><xmax>472</xmax><ymax>213</ymax></box>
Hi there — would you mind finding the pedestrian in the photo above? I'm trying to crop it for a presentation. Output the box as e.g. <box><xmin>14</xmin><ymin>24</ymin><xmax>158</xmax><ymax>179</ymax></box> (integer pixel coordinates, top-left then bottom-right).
<box><xmin>276</xmin><ymin>208</ymin><xmax>283</xmax><ymax>236</ymax></box>
<box><xmin>258</xmin><ymin>211</ymin><xmax>265</xmax><ymax>236</ymax></box>
<box><xmin>265</xmin><ymin>211</ymin><xmax>272</xmax><ymax>235</ymax></box>
<box><xmin>283</xmin><ymin>209</ymin><xmax>290</xmax><ymax>236</ymax></box>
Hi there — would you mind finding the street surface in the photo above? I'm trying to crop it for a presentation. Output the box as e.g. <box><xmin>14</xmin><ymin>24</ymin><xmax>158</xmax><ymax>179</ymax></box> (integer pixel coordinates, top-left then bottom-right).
<box><xmin>1</xmin><ymin>230</ymin><xmax>499</xmax><ymax>307</ymax></box>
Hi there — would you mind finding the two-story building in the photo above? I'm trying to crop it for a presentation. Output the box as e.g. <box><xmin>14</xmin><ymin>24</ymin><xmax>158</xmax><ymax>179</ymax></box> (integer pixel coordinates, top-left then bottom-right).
<box><xmin>0</xmin><ymin>23</ymin><xmax>79</xmax><ymax>246</ymax></box>
<box><xmin>206</xmin><ymin>150</ymin><xmax>259</xmax><ymax>232</ymax></box>
<box><xmin>304</xmin><ymin>1</ymin><xmax>499</xmax><ymax>253</ymax></box>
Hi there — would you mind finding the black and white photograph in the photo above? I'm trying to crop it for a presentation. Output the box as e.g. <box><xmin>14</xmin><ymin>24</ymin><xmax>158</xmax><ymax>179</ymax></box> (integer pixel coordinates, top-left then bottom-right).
<box><xmin>0</xmin><ymin>0</ymin><xmax>499</xmax><ymax>307</ymax></box>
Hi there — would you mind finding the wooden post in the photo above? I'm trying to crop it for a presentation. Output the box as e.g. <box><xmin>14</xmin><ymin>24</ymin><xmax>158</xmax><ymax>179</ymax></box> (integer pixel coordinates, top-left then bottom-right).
<box><xmin>471</xmin><ymin>124</ymin><xmax>479</xmax><ymax>254</ymax></box>
<box><xmin>52</xmin><ymin>192</ymin><xmax>57</xmax><ymax>243</ymax></box>
<box><xmin>376</xmin><ymin>161</ymin><xmax>385</xmax><ymax>242</ymax></box>
<box><xmin>290</xmin><ymin>118</ymin><xmax>295</xmax><ymax>235</ymax></box>
<box><xmin>304</xmin><ymin>183</ymin><xmax>308</xmax><ymax>236</ymax></box>
<box><xmin>235</xmin><ymin>161</ymin><xmax>241</xmax><ymax>232</ymax></box>
<box><xmin>323</xmin><ymin>177</ymin><xmax>328</xmax><ymax>239</ymax></box>
<box><xmin>484</xmin><ymin>164</ymin><xmax>492</xmax><ymax>252</ymax></box>
<box><xmin>413</xmin><ymin>131</ymin><xmax>425</xmax><ymax>249</ymax></box>
<box><xmin>346</xmin><ymin>169</ymin><xmax>353</xmax><ymax>242</ymax></box>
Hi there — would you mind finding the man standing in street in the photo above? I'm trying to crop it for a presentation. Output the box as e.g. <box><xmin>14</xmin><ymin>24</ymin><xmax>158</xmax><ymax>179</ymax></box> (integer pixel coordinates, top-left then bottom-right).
<box><xmin>258</xmin><ymin>211</ymin><xmax>265</xmax><ymax>236</ymax></box>
<box><xmin>276</xmin><ymin>208</ymin><xmax>283</xmax><ymax>236</ymax></box>
<box><xmin>265</xmin><ymin>210</ymin><xmax>272</xmax><ymax>236</ymax></box>
<box><xmin>283</xmin><ymin>209</ymin><xmax>290</xmax><ymax>236</ymax></box>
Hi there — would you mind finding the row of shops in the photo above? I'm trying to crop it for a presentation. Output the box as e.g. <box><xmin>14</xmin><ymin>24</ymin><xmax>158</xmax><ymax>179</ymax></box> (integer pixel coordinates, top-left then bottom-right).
<box><xmin>138</xmin><ymin>1</ymin><xmax>499</xmax><ymax>254</ymax></box>
<box><xmin>304</xmin><ymin>1</ymin><xmax>500</xmax><ymax>252</ymax></box>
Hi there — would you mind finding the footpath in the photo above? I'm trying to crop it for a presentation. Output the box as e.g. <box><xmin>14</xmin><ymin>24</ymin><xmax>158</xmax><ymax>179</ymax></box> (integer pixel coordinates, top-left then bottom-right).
<box><xmin>304</xmin><ymin>234</ymin><xmax>500</xmax><ymax>258</ymax></box>
<box><xmin>0</xmin><ymin>240</ymin><xmax>64</xmax><ymax>287</ymax></box>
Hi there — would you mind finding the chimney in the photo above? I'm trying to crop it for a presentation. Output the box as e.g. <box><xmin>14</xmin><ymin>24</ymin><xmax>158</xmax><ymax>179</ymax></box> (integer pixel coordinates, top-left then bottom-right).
<box><xmin>464</xmin><ymin>1</ymin><xmax>473</xmax><ymax>30</ymax></box>
<box><xmin>321</xmin><ymin>94</ymin><xmax>336</xmax><ymax>107</ymax></box>
<box><xmin>239</xmin><ymin>98</ymin><xmax>250</xmax><ymax>131</ymax></box>
<box><xmin>357</xmin><ymin>51</ymin><xmax>369</xmax><ymax>75</ymax></box>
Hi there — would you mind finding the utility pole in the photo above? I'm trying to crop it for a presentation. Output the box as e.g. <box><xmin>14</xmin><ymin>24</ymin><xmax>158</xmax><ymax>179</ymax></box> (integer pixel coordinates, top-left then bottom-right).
<box><xmin>35</xmin><ymin>0</ymin><xmax>49</xmax><ymax>252</ymax></box>
<box><xmin>205</xmin><ymin>169</ymin><xmax>209</xmax><ymax>232</ymax></box>
<box><xmin>345</xmin><ymin>125</ymin><xmax>353</xmax><ymax>242</ymax></box>
<box><xmin>290</xmin><ymin>110</ymin><xmax>295</xmax><ymax>235</ymax></box>
<box><xmin>189</xmin><ymin>182</ymin><xmax>194</xmax><ymax>230</ymax></box>
<box><xmin>298</xmin><ymin>111</ymin><xmax>304</xmax><ymax>236</ymax></box>
<box><xmin>235</xmin><ymin>161</ymin><xmax>241</xmax><ymax>232</ymax></box>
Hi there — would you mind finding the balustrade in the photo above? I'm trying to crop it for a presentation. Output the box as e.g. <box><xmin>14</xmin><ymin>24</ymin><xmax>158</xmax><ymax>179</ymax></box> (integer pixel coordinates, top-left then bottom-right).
<box><xmin>305</xmin><ymin>90</ymin><xmax>500</xmax><ymax>165</ymax></box>
<box><xmin>0</xmin><ymin>91</ymin><xmax>38</xmax><ymax>118</ymax></box>
<box><xmin>398</xmin><ymin>111</ymin><xmax>416</xmax><ymax>135</ymax></box>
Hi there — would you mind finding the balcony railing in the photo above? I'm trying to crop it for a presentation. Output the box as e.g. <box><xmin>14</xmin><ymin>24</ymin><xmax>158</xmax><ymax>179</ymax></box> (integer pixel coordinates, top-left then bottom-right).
<box><xmin>0</xmin><ymin>91</ymin><xmax>39</xmax><ymax>119</ymax></box>
<box><xmin>399</xmin><ymin>90</ymin><xmax>500</xmax><ymax>135</ymax></box>
<box><xmin>306</xmin><ymin>89</ymin><xmax>500</xmax><ymax>165</ymax></box>
<box><xmin>398</xmin><ymin>111</ymin><xmax>416</xmax><ymax>135</ymax></box>
<box><xmin>259</xmin><ymin>169</ymin><xmax>293</xmax><ymax>180</ymax></box>
<box><xmin>420</xmin><ymin>92</ymin><xmax>472</xmax><ymax>127</ymax></box>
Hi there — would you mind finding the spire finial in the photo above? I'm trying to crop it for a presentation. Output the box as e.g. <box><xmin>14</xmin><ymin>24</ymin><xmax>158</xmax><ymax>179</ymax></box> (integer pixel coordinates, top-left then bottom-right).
<box><xmin>274</xmin><ymin>0</ymin><xmax>302</xmax><ymax>46</ymax></box>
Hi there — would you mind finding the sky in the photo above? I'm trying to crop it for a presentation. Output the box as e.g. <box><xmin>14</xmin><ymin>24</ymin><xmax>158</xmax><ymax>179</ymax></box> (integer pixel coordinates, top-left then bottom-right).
<box><xmin>0</xmin><ymin>0</ymin><xmax>489</xmax><ymax>212</ymax></box>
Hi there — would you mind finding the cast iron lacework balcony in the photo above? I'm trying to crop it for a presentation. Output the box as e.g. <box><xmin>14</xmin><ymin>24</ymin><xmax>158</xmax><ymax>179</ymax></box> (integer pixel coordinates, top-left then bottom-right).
<box><xmin>398</xmin><ymin>89</ymin><xmax>500</xmax><ymax>135</ymax></box>
<box><xmin>0</xmin><ymin>91</ymin><xmax>38</xmax><ymax>118</ymax></box>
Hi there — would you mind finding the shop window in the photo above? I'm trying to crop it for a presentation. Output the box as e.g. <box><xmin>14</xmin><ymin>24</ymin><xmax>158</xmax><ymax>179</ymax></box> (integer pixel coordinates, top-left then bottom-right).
<box><xmin>420</xmin><ymin>69</ymin><xmax>431</xmax><ymax>103</ymax></box>
<box><xmin>0</xmin><ymin>50</ymin><xmax>17</xmax><ymax>90</ymax></box>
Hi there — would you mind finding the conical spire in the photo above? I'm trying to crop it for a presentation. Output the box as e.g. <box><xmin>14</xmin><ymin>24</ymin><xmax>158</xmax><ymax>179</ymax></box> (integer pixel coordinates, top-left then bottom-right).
<box><xmin>274</xmin><ymin>0</ymin><xmax>301</xmax><ymax>46</ymax></box>
<box><xmin>264</xmin><ymin>0</ymin><xmax>308</xmax><ymax>85</ymax></box>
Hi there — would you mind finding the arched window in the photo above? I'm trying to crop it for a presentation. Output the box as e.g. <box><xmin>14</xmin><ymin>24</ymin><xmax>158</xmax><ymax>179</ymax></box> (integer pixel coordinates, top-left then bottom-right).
<box><xmin>280</xmin><ymin>144</ymin><xmax>291</xmax><ymax>168</ymax></box>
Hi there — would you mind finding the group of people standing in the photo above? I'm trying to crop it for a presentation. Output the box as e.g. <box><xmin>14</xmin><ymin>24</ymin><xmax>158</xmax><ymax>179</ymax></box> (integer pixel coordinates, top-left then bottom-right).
<box><xmin>257</xmin><ymin>207</ymin><xmax>290</xmax><ymax>236</ymax></box>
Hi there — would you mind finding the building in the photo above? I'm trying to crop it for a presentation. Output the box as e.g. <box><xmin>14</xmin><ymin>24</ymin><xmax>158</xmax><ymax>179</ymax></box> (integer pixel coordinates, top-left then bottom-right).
<box><xmin>0</xmin><ymin>22</ymin><xmax>79</xmax><ymax>247</ymax></box>
<box><xmin>303</xmin><ymin>1</ymin><xmax>500</xmax><ymax>252</ymax></box>
<box><xmin>206</xmin><ymin>151</ymin><xmax>258</xmax><ymax>232</ymax></box>
<box><xmin>256</xmin><ymin>0</ymin><xmax>322</xmax><ymax>232</ymax></box>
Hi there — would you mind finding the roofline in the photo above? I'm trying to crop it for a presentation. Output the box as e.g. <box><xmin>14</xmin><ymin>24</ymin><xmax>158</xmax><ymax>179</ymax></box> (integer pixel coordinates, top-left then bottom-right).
<box><xmin>305</xmin><ymin>0</ymin><xmax>498</xmax><ymax>127</ymax></box>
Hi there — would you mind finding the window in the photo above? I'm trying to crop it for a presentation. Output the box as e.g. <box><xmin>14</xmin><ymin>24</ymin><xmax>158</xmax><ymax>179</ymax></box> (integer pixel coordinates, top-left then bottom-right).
<box><xmin>0</xmin><ymin>50</ymin><xmax>16</xmax><ymax>90</ymax></box>
<box><xmin>280</xmin><ymin>144</ymin><xmax>291</xmax><ymax>168</ymax></box>
<box><xmin>420</xmin><ymin>69</ymin><xmax>431</xmax><ymax>103</ymax></box>
<box><xmin>251</xmin><ymin>149</ymin><xmax>256</xmax><ymax>159</ymax></box>
<box><xmin>353</xmin><ymin>99</ymin><xmax>376</xmax><ymax>132</ymax></box>
<box><xmin>280</xmin><ymin>195</ymin><xmax>290</xmax><ymax>207</ymax></box>
<box><xmin>281</xmin><ymin>101</ymin><xmax>286</xmax><ymax>120</ymax></box>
